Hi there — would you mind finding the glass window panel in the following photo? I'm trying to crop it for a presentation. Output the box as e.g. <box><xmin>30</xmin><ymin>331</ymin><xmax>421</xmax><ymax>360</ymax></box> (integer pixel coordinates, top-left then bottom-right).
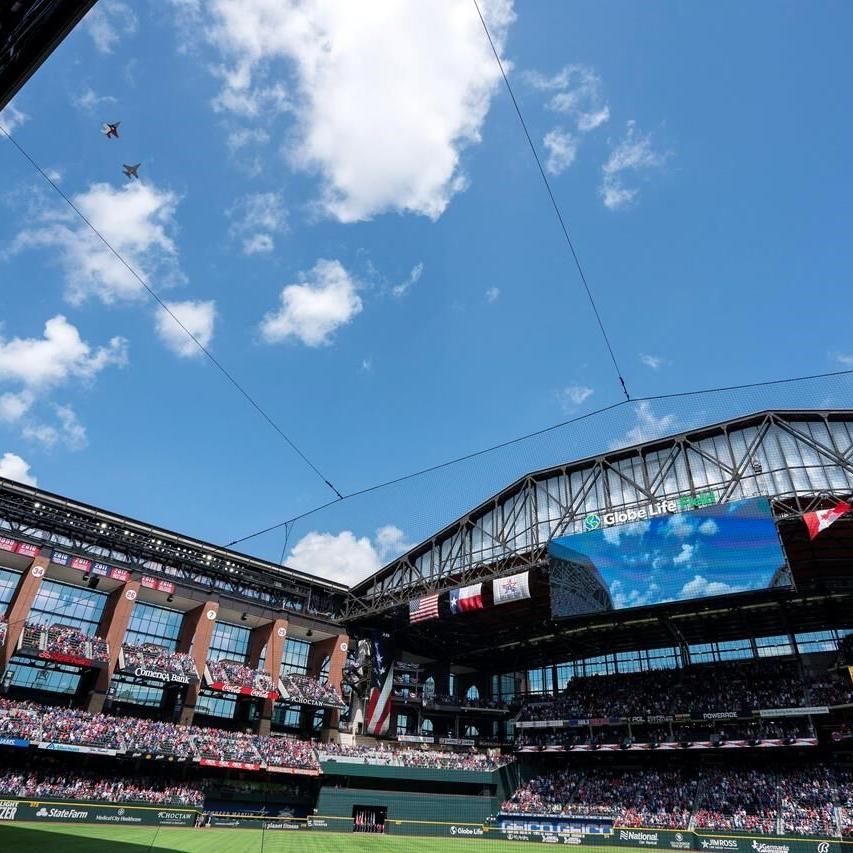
<box><xmin>0</xmin><ymin>568</ymin><xmax>21</xmax><ymax>611</ymax></box>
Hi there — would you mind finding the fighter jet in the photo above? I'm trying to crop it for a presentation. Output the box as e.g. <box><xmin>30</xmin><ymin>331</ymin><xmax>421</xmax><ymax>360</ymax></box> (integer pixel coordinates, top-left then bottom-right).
<box><xmin>102</xmin><ymin>122</ymin><xmax>120</xmax><ymax>139</ymax></box>
<box><xmin>122</xmin><ymin>163</ymin><xmax>141</xmax><ymax>180</ymax></box>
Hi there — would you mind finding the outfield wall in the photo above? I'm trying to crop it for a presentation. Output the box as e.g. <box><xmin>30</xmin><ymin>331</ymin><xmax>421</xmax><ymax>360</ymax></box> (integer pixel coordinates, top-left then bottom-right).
<box><xmin>0</xmin><ymin>797</ymin><xmax>196</xmax><ymax>826</ymax></box>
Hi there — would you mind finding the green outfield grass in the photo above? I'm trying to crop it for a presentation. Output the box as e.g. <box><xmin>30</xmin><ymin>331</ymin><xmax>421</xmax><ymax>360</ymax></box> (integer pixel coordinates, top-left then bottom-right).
<box><xmin>0</xmin><ymin>823</ymin><xmax>576</xmax><ymax>852</ymax></box>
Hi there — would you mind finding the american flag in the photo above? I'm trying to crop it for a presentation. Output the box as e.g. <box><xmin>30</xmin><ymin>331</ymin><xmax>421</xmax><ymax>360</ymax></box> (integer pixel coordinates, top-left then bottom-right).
<box><xmin>409</xmin><ymin>592</ymin><xmax>440</xmax><ymax>623</ymax></box>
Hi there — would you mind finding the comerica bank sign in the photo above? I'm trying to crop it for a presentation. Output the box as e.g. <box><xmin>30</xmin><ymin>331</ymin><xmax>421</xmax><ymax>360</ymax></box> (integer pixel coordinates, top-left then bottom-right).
<box><xmin>585</xmin><ymin>490</ymin><xmax>718</xmax><ymax>531</ymax></box>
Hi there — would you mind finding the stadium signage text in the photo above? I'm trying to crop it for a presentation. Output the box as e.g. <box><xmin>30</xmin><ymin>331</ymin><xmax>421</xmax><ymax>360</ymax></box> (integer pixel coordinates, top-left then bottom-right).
<box><xmin>0</xmin><ymin>800</ymin><xmax>19</xmax><ymax>821</ymax></box>
<box><xmin>133</xmin><ymin>666</ymin><xmax>192</xmax><ymax>684</ymax></box>
<box><xmin>621</xmin><ymin>830</ymin><xmax>660</xmax><ymax>846</ymax></box>
<box><xmin>449</xmin><ymin>825</ymin><xmax>485</xmax><ymax>836</ymax></box>
<box><xmin>585</xmin><ymin>491</ymin><xmax>717</xmax><ymax>530</ymax></box>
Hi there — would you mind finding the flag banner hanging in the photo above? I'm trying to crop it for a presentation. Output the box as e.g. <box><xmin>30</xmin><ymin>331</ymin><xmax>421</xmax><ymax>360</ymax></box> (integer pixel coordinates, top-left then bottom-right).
<box><xmin>409</xmin><ymin>592</ymin><xmax>440</xmax><ymax>623</ymax></box>
<box><xmin>364</xmin><ymin>633</ymin><xmax>394</xmax><ymax>736</ymax></box>
<box><xmin>803</xmin><ymin>500</ymin><xmax>851</xmax><ymax>540</ymax></box>
<box><xmin>449</xmin><ymin>583</ymin><xmax>483</xmax><ymax>614</ymax></box>
<box><xmin>493</xmin><ymin>571</ymin><xmax>531</xmax><ymax>605</ymax></box>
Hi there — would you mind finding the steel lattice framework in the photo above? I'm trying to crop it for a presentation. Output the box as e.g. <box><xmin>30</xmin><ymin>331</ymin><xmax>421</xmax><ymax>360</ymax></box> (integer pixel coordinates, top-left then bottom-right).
<box><xmin>344</xmin><ymin>410</ymin><xmax>853</xmax><ymax>620</ymax></box>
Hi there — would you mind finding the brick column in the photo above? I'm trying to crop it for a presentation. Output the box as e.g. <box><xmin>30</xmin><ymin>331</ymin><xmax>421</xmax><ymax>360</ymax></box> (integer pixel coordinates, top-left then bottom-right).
<box><xmin>176</xmin><ymin>600</ymin><xmax>219</xmax><ymax>725</ymax></box>
<box><xmin>0</xmin><ymin>554</ymin><xmax>48</xmax><ymax>672</ymax></box>
<box><xmin>307</xmin><ymin>633</ymin><xmax>349</xmax><ymax>730</ymax></box>
<box><xmin>248</xmin><ymin>618</ymin><xmax>288</xmax><ymax>736</ymax></box>
<box><xmin>86</xmin><ymin>579</ymin><xmax>140</xmax><ymax>714</ymax></box>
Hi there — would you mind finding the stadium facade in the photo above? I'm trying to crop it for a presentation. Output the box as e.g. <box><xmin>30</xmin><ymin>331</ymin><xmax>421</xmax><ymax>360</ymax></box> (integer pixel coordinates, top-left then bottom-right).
<box><xmin>0</xmin><ymin>409</ymin><xmax>851</xmax><ymax>841</ymax></box>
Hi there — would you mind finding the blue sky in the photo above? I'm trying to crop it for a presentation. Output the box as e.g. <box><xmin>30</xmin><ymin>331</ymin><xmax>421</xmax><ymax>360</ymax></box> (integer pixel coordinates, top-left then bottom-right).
<box><xmin>549</xmin><ymin>498</ymin><xmax>788</xmax><ymax>613</ymax></box>
<box><xmin>0</xmin><ymin>1</ymin><xmax>851</xmax><ymax>584</ymax></box>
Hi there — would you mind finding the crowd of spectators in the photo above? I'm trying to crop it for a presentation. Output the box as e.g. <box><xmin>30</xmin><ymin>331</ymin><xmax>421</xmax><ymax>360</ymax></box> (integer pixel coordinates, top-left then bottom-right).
<box><xmin>809</xmin><ymin>676</ymin><xmax>853</xmax><ymax>707</ymax></box>
<box><xmin>0</xmin><ymin>618</ymin><xmax>5</xmax><ymax>647</ymax></box>
<box><xmin>279</xmin><ymin>673</ymin><xmax>345</xmax><ymax>708</ymax></box>
<box><xmin>516</xmin><ymin>720</ymin><xmax>813</xmax><ymax>750</ymax></box>
<box><xmin>0</xmin><ymin>769</ymin><xmax>204</xmax><ymax>807</ymax></box>
<box><xmin>20</xmin><ymin>622</ymin><xmax>109</xmax><ymax>664</ymax></box>
<box><xmin>502</xmin><ymin>764</ymin><xmax>853</xmax><ymax>836</ymax></box>
<box><xmin>693</xmin><ymin>768</ymin><xmax>780</xmax><ymax>833</ymax></box>
<box><xmin>0</xmin><ymin>698</ymin><xmax>319</xmax><ymax>771</ymax></box>
<box><xmin>121</xmin><ymin>643</ymin><xmax>198</xmax><ymax>680</ymax></box>
<box><xmin>502</xmin><ymin>768</ymin><xmax>695</xmax><ymax>827</ymax></box>
<box><xmin>206</xmin><ymin>659</ymin><xmax>275</xmax><ymax>694</ymax></box>
<box><xmin>518</xmin><ymin>660</ymin><xmax>819</xmax><ymax>723</ymax></box>
<box><xmin>320</xmin><ymin>741</ymin><xmax>510</xmax><ymax>770</ymax></box>
<box><xmin>40</xmin><ymin>707</ymin><xmax>124</xmax><ymax>750</ymax></box>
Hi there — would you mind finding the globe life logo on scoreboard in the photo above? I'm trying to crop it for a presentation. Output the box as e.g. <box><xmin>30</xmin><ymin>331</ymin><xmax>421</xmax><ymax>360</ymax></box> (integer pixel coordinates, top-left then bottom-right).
<box><xmin>585</xmin><ymin>490</ymin><xmax>718</xmax><ymax>530</ymax></box>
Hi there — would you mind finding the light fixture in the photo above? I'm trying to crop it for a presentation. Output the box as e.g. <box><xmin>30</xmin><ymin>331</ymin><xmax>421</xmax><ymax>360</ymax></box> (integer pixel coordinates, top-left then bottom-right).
<box><xmin>306</xmin><ymin>629</ymin><xmax>313</xmax><ymax>638</ymax></box>
<box><xmin>241</xmin><ymin>612</ymin><xmax>248</xmax><ymax>622</ymax></box>
<box><xmin>166</xmin><ymin>594</ymin><xmax>174</xmax><ymax>603</ymax></box>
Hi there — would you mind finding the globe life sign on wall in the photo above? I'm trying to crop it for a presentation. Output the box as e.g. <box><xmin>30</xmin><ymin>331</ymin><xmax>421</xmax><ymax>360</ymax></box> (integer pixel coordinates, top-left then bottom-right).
<box><xmin>585</xmin><ymin>490</ymin><xmax>718</xmax><ymax>530</ymax></box>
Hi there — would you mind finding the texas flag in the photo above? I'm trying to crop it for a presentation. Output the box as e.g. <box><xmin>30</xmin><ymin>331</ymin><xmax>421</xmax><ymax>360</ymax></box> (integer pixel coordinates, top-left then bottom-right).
<box><xmin>449</xmin><ymin>583</ymin><xmax>483</xmax><ymax>614</ymax></box>
<box><xmin>803</xmin><ymin>500</ymin><xmax>851</xmax><ymax>540</ymax></box>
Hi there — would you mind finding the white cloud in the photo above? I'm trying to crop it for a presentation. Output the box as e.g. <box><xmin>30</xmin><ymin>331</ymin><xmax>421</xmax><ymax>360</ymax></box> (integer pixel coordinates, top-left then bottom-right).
<box><xmin>10</xmin><ymin>181</ymin><xmax>183</xmax><ymax>305</ymax></box>
<box><xmin>613</xmin><ymin>401</ymin><xmax>677</xmax><ymax>448</ymax></box>
<box><xmin>287</xmin><ymin>524</ymin><xmax>411</xmax><ymax>584</ymax></box>
<box><xmin>609</xmin><ymin>578</ymin><xmax>659</xmax><ymax>610</ymax></box>
<box><xmin>228</xmin><ymin>192</ymin><xmax>287</xmax><ymax>255</ymax></box>
<box><xmin>602</xmin><ymin>518</ymin><xmax>651</xmax><ymax>547</ymax></box>
<box><xmin>672</xmin><ymin>543</ymin><xmax>695</xmax><ymax>566</ymax></box>
<box><xmin>0</xmin><ymin>316</ymin><xmax>126</xmax><ymax>445</ymax></box>
<box><xmin>679</xmin><ymin>574</ymin><xmax>739</xmax><ymax>599</ymax></box>
<box><xmin>526</xmin><ymin>64</ymin><xmax>610</xmax><ymax>133</ymax></box>
<box><xmin>543</xmin><ymin>129</ymin><xmax>578</xmax><ymax>176</ymax></box>
<box><xmin>43</xmin><ymin>169</ymin><xmax>63</xmax><ymax>184</ymax></box>
<box><xmin>85</xmin><ymin>0</ymin><xmax>138</xmax><ymax>53</ymax></box>
<box><xmin>0</xmin><ymin>452</ymin><xmax>36</xmax><ymax>486</ymax></box>
<box><xmin>0</xmin><ymin>315</ymin><xmax>127</xmax><ymax>389</ymax></box>
<box><xmin>560</xmin><ymin>384</ymin><xmax>594</xmax><ymax>408</ymax></box>
<box><xmin>374</xmin><ymin>525</ymin><xmax>413</xmax><ymax>561</ymax></box>
<box><xmin>600</xmin><ymin>121</ymin><xmax>669</xmax><ymax>211</ymax></box>
<box><xmin>640</xmin><ymin>354</ymin><xmax>665</xmax><ymax>370</ymax></box>
<box><xmin>835</xmin><ymin>353</ymin><xmax>853</xmax><ymax>367</ymax></box>
<box><xmin>155</xmin><ymin>300</ymin><xmax>217</xmax><ymax>358</ymax></box>
<box><xmin>391</xmin><ymin>263</ymin><xmax>424</xmax><ymax>298</ymax></box>
<box><xmin>73</xmin><ymin>88</ymin><xmax>117</xmax><ymax>112</ymax></box>
<box><xmin>600</xmin><ymin>177</ymin><xmax>637</xmax><ymax>211</ymax></box>
<box><xmin>0</xmin><ymin>101</ymin><xmax>28</xmax><ymax>134</ymax></box>
<box><xmin>663</xmin><ymin>513</ymin><xmax>693</xmax><ymax>539</ymax></box>
<box><xmin>361</xmin><ymin>358</ymin><xmax>372</xmax><ymax>372</ymax></box>
<box><xmin>698</xmin><ymin>519</ymin><xmax>719</xmax><ymax>536</ymax></box>
<box><xmin>485</xmin><ymin>287</ymin><xmax>500</xmax><ymax>303</ymax></box>
<box><xmin>0</xmin><ymin>391</ymin><xmax>34</xmax><ymax>423</ymax></box>
<box><xmin>22</xmin><ymin>405</ymin><xmax>87</xmax><ymax>451</ymax></box>
<box><xmin>226</xmin><ymin>127</ymin><xmax>271</xmax><ymax>153</ymax></box>
<box><xmin>260</xmin><ymin>259</ymin><xmax>363</xmax><ymax>346</ymax></box>
<box><xmin>195</xmin><ymin>0</ymin><xmax>514</xmax><ymax>222</ymax></box>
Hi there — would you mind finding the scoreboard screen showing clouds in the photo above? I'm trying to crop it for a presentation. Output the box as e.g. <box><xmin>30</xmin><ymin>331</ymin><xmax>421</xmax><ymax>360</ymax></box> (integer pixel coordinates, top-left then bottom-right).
<box><xmin>547</xmin><ymin>497</ymin><xmax>789</xmax><ymax>620</ymax></box>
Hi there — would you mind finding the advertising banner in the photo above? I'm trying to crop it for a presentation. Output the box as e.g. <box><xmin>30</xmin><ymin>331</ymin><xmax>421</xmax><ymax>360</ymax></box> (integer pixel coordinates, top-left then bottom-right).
<box><xmin>198</xmin><ymin>758</ymin><xmax>260</xmax><ymax>771</ymax></box>
<box><xmin>37</xmin><ymin>741</ymin><xmax>117</xmax><ymax>756</ymax></box>
<box><xmin>548</xmin><ymin>497</ymin><xmax>789</xmax><ymax>620</ymax></box>
<box><xmin>0</xmin><ymin>799</ymin><xmax>196</xmax><ymax>827</ymax></box>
